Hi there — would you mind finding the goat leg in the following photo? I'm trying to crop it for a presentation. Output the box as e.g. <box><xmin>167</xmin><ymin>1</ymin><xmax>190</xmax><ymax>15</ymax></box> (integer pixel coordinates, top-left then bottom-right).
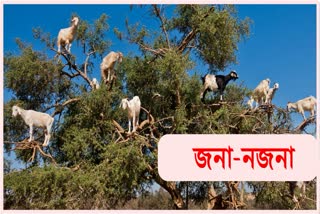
<box><xmin>29</xmin><ymin>125</ymin><xmax>34</xmax><ymax>142</ymax></box>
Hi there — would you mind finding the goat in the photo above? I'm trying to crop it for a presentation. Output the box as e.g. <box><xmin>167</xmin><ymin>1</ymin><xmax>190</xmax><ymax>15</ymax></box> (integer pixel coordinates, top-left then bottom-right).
<box><xmin>265</xmin><ymin>83</ymin><xmax>279</xmax><ymax>105</ymax></box>
<box><xmin>12</xmin><ymin>105</ymin><xmax>54</xmax><ymax>146</ymax></box>
<box><xmin>100</xmin><ymin>51</ymin><xmax>123</xmax><ymax>85</ymax></box>
<box><xmin>248</xmin><ymin>78</ymin><xmax>270</xmax><ymax>109</ymax></box>
<box><xmin>120</xmin><ymin>96</ymin><xmax>141</xmax><ymax>133</ymax></box>
<box><xmin>287</xmin><ymin>96</ymin><xmax>316</xmax><ymax>121</ymax></box>
<box><xmin>200</xmin><ymin>70</ymin><xmax>239</xmax><ymax>102</ymax></box>
<box><xmin>92</xmin><ymin>78</ymin><xmax>100</xmax><ymax>90</ymax></box>
<box><xmin>288</xmin><ymin>181</ymin><xmax>307</xmax><ymax>203</ymax></box>
<box><xmin>57</xmin><ymin>17</ymin><xmax>79</xmax><ymax>53</ymax></box>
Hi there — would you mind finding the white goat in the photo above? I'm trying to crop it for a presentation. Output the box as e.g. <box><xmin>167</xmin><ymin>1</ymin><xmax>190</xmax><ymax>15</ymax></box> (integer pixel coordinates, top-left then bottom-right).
<box><xmin>248</xmin><ymin>78</ymin><xmax>270</xmax><ymax>109</ymax></box>
<box><xmin>120</xmin><ymin>96</ymin><xmax>141</xmax><ymax>133</ymax></box>
<box><xmin>265</xmin><ymin>83</ymin><xmax>279</xmax><ymax>105</ymax></box>
<box><xmin>57</xmin><ymin>17</ymin><xmax>79</xmax><ymax>53</ymax></box>
<box><xmin>92</xmin><ymin>78</ymin><xmax>100</xmax><ymax>90</ymax></box>
<box><xmin>287</xmin><ymin>96</ymin><xmax>316</xmax><ymax>121</ymax></box>
<box><xmin>288</xmin><ymin>181</ymin><xmax>307</xmax><ymax>203</ymax></box>
<box><xmin>100</xmin><ymin>51</ymin><xmax>123</xmax><ymax>85</ymax></box>
<box><xmin>12</xmin><ymin>105</ymin><xmax>54</xmax><ymax>146</ymax></box>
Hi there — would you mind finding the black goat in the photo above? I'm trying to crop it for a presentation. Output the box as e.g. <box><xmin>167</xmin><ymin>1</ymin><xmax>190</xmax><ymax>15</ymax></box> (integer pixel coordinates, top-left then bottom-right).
<box><xmin>200</xmin><ymin>70</ymin><xmax>239</xmax><ymax>102</ymax></box>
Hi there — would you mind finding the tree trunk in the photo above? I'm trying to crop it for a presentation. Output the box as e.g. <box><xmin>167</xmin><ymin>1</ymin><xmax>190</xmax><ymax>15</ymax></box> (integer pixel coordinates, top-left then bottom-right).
<box><xmin>207</xmin><ymin>182</ymin><xmax>217</xmax><ymax>209</ymax></box>
<box><xmin>207</xmin><ymin>182</ymin><xmax>225</xmax><ymax>209</ymax></box>
<box><xmin>176</xmin><ymin>88</ymin><xmax>181</xmax><ymax>107</ymax></box>
<box><xmin>152</xmin><ymin>170</ymin><xmax>184</xmax><ymax>209</ymax></box>
<box><xmin>240</xmin><ymin>182</ymin><xmax>244</xmax><ymax>204</ymax></box>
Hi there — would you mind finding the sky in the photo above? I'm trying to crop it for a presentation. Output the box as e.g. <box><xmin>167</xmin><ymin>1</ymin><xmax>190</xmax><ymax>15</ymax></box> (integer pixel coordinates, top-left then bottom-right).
<box><xmin>4</xmin><ymin>4</ymin><xmax>316</xmax><ymax>107</ymax></box>
<box><xmin>3</xmin><ymin>4</ymin><xmax>317</xmax><ymax>168</ymax></box>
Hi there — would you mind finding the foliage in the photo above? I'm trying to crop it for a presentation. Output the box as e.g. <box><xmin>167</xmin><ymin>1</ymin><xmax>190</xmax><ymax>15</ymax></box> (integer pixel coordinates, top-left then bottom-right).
<box><xmin>4</xmin><ymin>164</ymin><xmax>141</xmax><ymax>209</ymax></box>
<box><xmin>248</xmin><ymin>180</ymin><xmax>316</xmax><ymax>209</ymax></box>
<box><xmin>76</xmin><ymin>13</ymin><xmax>111</xmax><ymax>57</ymax></box>
<box><xmin>170</xmin><ymin>5</ymin><xmax>251</xmax><ymax>72</ymax></box>
<box><xmin>4</xmin><ymin>41</ymin><xmax>70</xmax><ymax>110</ymax></box>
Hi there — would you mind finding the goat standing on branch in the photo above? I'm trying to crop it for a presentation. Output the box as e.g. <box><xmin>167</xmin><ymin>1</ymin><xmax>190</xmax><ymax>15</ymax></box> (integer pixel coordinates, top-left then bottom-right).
<box><xmin>287</xmin><ymin>181</ymin><xmax>307</xmax><ymax>204</ymax></box>
<box><xmin>200</xmin><ymin>70</ymin><xmax>239</xmax><ymax>102</ymax></box>
<box><xmin>287</xmin><ymin>96</ymin><xmax>316</xmax><ymax>121</ymax></box>
<box><xmin>57</xmin><ymin>17</ymin><xmax>79</xmax><ymax>53</ymax></box>
<box><xmin>12</xmin><ymin>105</ymin><xmax>54</xmax><ymax>146</ymax></box>
<box><xmin>100</xmin><ymin>51</ymin><xmax>123</xmax><ymax>85</ymax></box>
<box><xmin>248</xmin><ymin>78</ymin><xmax>270</xmax><ymax>109</ymax></box>
<box><xmin>120</xmin><ymin>96</ymin><xmax>141</xmax><ymax>133</ymax></box>
<box><xmin>265</xmin><ymin>82</ymin><xmax>279</xmax><ymax>105</ymax></box>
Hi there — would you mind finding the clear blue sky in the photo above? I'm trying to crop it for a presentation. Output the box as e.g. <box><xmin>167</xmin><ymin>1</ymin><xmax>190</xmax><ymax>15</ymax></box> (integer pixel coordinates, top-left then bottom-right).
<box><xmin>4</xmin><ymin>4</ymin><xmax>316</xmax><ymax>107</ymax></box>
<box><xmin>3</xmin><ymin>4</ymin><xmax>317</xmax><ymax>167</ymax></box>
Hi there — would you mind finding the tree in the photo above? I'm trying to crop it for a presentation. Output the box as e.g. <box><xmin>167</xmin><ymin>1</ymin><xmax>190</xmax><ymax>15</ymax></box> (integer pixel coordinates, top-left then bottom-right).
<box><xmin>4</xmin><ymin>5</ymin><xmax>315</xmax><ymax>210</ymax></box>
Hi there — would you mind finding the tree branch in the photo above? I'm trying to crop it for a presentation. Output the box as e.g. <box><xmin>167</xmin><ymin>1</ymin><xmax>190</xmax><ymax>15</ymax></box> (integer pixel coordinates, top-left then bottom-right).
<box><xmin>153</xmin><ymin>5</ymin><xmax>171</xmax><ymax>48</ymax></box>
<box><xmin>177</xmin><ymin>6</ymin><xmax>215</xmax><ymax>53</ymax></box>
<box><xmin>44</xmin><ymin>97</ymin><xmax>81</xmax><ymax>117</ymax></box>
<box><xmin>84</xmin><ymin>50</ymin><xmax>95</xmax><ymax>76</ymax></box>
<box><xmin>61</xmin><ymin>70</ymin><xmax>80</xmax><ymax>79</ymax></box>
<box><xmin>137</xmin><ymin>42</ymin><xmax>168</xmax><ymax>57</ymax></box>
<box><xmin>6</xmin><ymin>139</ymin><xmax>57</xmax><ymax>165</ymax></box>
<box><xmin>293</xmin><ymin>116</ymin><xmax>315</xmax><ymax>133</ymax></box>
<box><xmin>51</xmin><ymin>47</ymin><xmax>95</xmax><ymax>89</ymax></box>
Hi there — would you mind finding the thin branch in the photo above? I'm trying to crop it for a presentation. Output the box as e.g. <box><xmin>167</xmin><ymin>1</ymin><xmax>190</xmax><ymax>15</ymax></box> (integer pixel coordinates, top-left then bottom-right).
<box><xmin>6</xmin><ymin>139</ymin><xmax>57</xmax><ymax>165</ymax></box>
<box><xmin>138</xmin><ymin>42</ymin><xmax>168</xmax><ymax>57</ymax></box>
<box><xmin>153</xmin><ymin>5</ymin><xmax>171</xmax><ymax>48</ymax></box>
<box><xmin>52</xmin><ymin>98</ymin><xmax>81</xmax><ymax>116</ymax></box>
<box><xmin>28</xmin><ymin>147</ymin><xmax>37</xmax><ymax>162</ymax></box>
<box><xmin>44</xmin><ymin>97</ymin><xmax>81</xmax><ymax>117</ymax></box>
<box><xmin>293</xmin><ymin>116</ymin><xmax>316</xmax><ymax>133</ymax></box>
<box><xmin>112</xmin><ymin>119</ymin><xmax>125</xmax><ymax>133</ymax></box>
<box><xmin>51</xmin><ymin>47</ymin><xmax>94</xmax><ymax>88</ymax></box>
<box><xmin>61</xmin><ymin>70</ymin><xmax>80</xmax><ymax>79</ymax></box>
<box><xmin>37</xmin><ymin>145</ymin><xmax>57</xmax><ymax>165</ymax></box>
<box><xmin>177</xmin><ymin>29</ymin><xmax>197</xmax><ymax>53</ymax></box>
<box><xmin>84</xmin><ymin>50</ymin><xmax>95</xmax><ymax>76</ymax></box>
<box><xmin>177</xmin><ymin>6</ymin><xmax>215</xmax><ymax>53</ymax></box>
<box><xmin>186</xmin><ymin>45</ymin><xmax>205</xmax><ymax>55</ymax></box>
